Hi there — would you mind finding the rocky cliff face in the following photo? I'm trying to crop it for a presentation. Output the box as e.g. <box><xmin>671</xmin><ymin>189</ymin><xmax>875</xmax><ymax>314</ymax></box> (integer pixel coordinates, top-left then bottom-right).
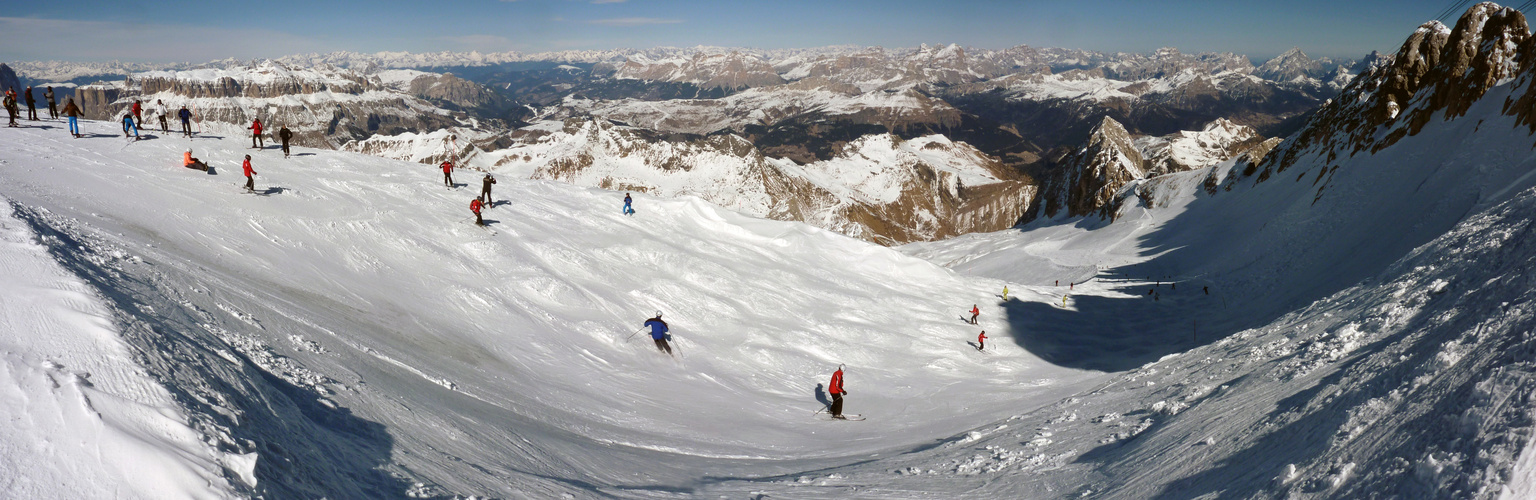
<box><xmin>467</xmin><ymin>118</ymin><xmax>1033</xmax><ymax>244</ymax></box>
<box><xmin>0</xmin><ymin>64</ymin><xmax>20</xmax><ymax>95</ymax></box>
<box><xmin>1137</xmin><ymin>118</ymin><xmax>1266</xmax><ymax>176</ymax></box>
<box><xmin>79</xmin><ymin>61</ymin><xmax>464</xmax><ymax>149</ymax></box>
<box><xmin>1036</xmin><ymin>116</ymin><xmax>1146</xmax><ymax>219</ymax></box>
<box><xmin>1239</xmin><ymin>2</ymin><xmax>1533</xmax><ymax>191</ymax></box>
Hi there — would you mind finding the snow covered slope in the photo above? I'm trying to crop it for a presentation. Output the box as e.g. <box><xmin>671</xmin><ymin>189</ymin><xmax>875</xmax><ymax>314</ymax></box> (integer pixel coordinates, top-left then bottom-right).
<box><xmin>0</xmin><ymin>120</ymin><xmax>1101</xmax><ymax>497</ymax></box>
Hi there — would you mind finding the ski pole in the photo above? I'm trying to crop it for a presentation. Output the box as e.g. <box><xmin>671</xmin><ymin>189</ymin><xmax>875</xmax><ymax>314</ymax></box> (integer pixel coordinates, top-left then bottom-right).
<box><xmin>624</xmin><ymin>327</ymin><xmax>646</xmax><ymax>341</ymax></box>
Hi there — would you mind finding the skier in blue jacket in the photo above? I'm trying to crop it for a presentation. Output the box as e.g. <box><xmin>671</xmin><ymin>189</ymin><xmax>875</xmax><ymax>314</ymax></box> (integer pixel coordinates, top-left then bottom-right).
<box><xmin>623</xmin><ymin>193</ymin><xmax>634</xmax><ymax>215</ymax></box>
<box><xmin>644</xmin><ymin>312</ymin><xmax>671</xmax><ymax>355</ymax></box>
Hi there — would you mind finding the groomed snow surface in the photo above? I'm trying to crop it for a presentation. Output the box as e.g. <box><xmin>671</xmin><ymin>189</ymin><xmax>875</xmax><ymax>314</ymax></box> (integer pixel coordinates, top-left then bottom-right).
<box><xmin>3</xmin><ymin>103</ymin><xmax>1536</xmax><ymax>499</ymax></box>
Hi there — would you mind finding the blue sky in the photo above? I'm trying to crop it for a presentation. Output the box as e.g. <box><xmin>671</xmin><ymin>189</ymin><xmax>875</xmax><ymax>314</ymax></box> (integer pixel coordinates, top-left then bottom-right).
<box><xmin>0</xmin><ymin>0</ymin><xmax>1508</xmax><ymax>63</ymax></box>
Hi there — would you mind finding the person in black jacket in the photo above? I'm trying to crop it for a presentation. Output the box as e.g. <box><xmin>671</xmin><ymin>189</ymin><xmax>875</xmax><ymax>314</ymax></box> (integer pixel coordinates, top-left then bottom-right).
<box><xmin>279</xmin><ymin>126</ymin><xmax>293</xmax><ymax>157</ymax></box>
<box><xmin>23</xmin><ymin>87</ymin><xmax>37</xmax><ymax>121</ymax></box>
<box><xmin>480</xmin><ymin>174</ymin><xmax>496</xmax><ymax>205</ymax></box>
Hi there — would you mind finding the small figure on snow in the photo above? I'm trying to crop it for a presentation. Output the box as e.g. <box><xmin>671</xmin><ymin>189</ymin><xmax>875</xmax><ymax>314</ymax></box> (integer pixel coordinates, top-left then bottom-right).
<box><xmin>130</xmin><ymin>100</ymin><xmax>143</xmax><ymax>127</ymax></box>
<box><xmin>1002</xmin><ymin>286</ymin><xmax>1008</xmax><ymax>300</ymax></box>
<box><xmin>644</xmin><ymin>312</ymin><xmax>671</xmax><ymax>355</ymax></box>
<box><xmin>279</xmin><ymin>126</ymin><xmax>293</xmax><ymax>158</ymax></box>
<box><xmin>828</xmin><ymin>364</ymin><xmax>848</xmax><ymax>419</ymax></box>
<box><xmin>44</xmin><ymin>86</ymin><xmax>57</xmax><ymax>119</ymax></box>
<box><xmin>4</xmin><ymin>89</ymin><xmax>18</xmax><ymax>127</ymax></box>
<box><xmin>61</xmin><ymin>99</ymin><xmax>82</xmax><ymax>137</ymax></box>
<box><xmin>249</xmin><ymin>118</ymin><xmax>264</xmax><ymax>149</ymax></box>
<box><xmin>23</xmin><ymin>86</ymin><xmax>37</xmax><ymax>121</ymax></box>
<box><xmin>155</xmin><ymin>99</ymin><xmax>168</xmax><ymax>133</ymax></box>
<box><xmin>1203</xmin><ymin>285</ymin><xmax>1209</xmax><ymax>295</ymax></box>
<box><xmin>441</xmin><ymin>160</ymin><xmax>455</xmax><ymax>187</ymax></box>
<box><xmin>178</xmin><ymin>106</ymin><xmax>193</xmax><ymax>137</ymax></box>
<box><xmin>623</xmin><ymin>193</ymin><xmax>634</xmax><ymax>215</ymax></box>
<box><xmin>242</xmin><ymin>155</ymin><xmax>257</xmax><ymax>193</ymax></box>
<box><xmin>470</xmin><ymin>198</ymin><xmax>485</xmax><ymax>226</ymax></box>
<box><xmin>480</xmin><ymin>174</ymin><xmax>496</xmax><ymax>205</ymax></box>
<box><xmin>122</xmin><ymin>112</ymin><xmax>139</xmax><ymax>139</ymax></box>
<box><xmin>977</xmin><ymin>331</ymin><xmax>987</xmax><ymax>351</ymax></box>
<box><xmin>183</xmin><ymin>150</ymin><xmax>208</xmax><ymax>171</ymax></box>
<box><xmin>969</xmin><ymin>304</ymin><xmax>980</xmax><ymax>325</ymax></box>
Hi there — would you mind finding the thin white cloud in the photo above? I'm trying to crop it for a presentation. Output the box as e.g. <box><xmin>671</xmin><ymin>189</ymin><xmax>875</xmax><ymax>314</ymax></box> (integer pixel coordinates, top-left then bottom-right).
<box><xmin>587</xmin><ymin>17</ymin><xmax>682</xmax><ymax>26</ymax></box>
<box><xmin>0</xmin><ymin>17</ymin><xmax>330</xmax><ymax>63</ymax></box>
<box><xmin>590</xmin><ymin>0</ymin><xmax>628</xmax><ymax>3</ymax></box>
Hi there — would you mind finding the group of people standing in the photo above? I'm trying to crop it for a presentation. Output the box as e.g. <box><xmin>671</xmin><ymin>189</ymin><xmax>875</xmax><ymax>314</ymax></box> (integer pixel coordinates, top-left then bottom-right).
<box><xmin>5</xmin><ymin>86</ymin><xmax>71</xmax><ymax>129</ymax></box>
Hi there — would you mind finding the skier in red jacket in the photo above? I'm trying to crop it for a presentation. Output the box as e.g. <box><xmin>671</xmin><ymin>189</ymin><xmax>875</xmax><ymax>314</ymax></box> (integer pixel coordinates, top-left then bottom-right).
<box><xmin>969</xmin><ymin>304</ymin><xmax>980</xmax><ymax>325</ymax></box>
<box><xmin>977</xmin><ymin>331</ymin><xmax>987</xmax><ymax>351</ymax></box>
<box><xmin>130</xmin><ymin>100</ymin><xmax>142</xmax><ymax>127</ymax></box>
<box><xmin>441</xmin><ymin>160</ymin><xmax>454</xmax><ymax>187</ymax></box>
<box><xmin>828</xmin><ymin>364</ymin><xmax>848</xmax><ymax>419</ymax></box>
<box><xmin>249</xmin><ymin>118</ymin><xmax>264</xmax><ymax>149</ymax></box>
<box><xmin>242</xmin><ymin>155</ymin><xmax>256</xmax><ymax>193</ymax></box>
<box><xmin>470</xmin><ymin>198</ymin><xmax>484</xmax><ymax>226</ymax></box>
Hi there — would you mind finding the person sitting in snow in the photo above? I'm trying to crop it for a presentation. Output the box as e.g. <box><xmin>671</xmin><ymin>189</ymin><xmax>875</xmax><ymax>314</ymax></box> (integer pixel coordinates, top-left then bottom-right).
<box><xmin>183</xmin><ymin>150</ymin><xmax>209</xmax><ymax>171</ymax></box>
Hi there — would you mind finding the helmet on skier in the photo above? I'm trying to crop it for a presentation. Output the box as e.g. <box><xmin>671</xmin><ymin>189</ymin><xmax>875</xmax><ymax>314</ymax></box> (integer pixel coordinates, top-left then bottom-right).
<box><xmin>655</xmin><ymin>310</ymin><xmax>663</xmax><ymax>319</ymax></box>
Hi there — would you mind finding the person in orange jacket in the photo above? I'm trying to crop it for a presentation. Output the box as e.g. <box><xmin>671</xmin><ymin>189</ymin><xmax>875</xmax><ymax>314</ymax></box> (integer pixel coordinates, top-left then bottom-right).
<box><xmin>183</xmin><ymin>150</ymin><xmax>208</xmax><ymax>171</ymax></box>
<box><xmin>828</xmin><ymin>364</ymin><xmax>848</xmax><ymax>419</ymax></box>
<box><xmin>977</xmin><ymin>331</ymin><xmax>987</xmax><ymax>351</ymax></box>
<box><xmin>470</xmin><ymin>198</ymin><xmax>484</xmax><ymax>226</ymax></box>
<box><xmin>242</xmin><ymin>155</ymin><xmax>256</xmax><ymax>192</ymax></box>
<box><xmin>969</xmin><ymin>304</ymin><xmax>980</xmax><ymax>325</ymax></box>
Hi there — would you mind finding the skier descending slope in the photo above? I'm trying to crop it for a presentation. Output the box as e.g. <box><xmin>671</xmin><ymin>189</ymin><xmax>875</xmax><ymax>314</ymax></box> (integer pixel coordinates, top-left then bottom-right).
<box><xmin>644</xmin><ymin>312</ymin><xmax>671</xmax><ymax>355</ymax></box>
<box><xmin>242</xmin><ymin>155</ymin><xmax>256</xmax><ymax>193</ymax></box>
<box><xmin>470</xmin><ymin>198</ymin><xmax>484</xmax><ymax>226</ymax></box>
<box><xmin>623</xmin><ymin>193</ymin><xmax>634</xmax><ymax>215</ymax></box>
<box><xmin>441</xmin><ymin>160</ymin><xmax>454</xmax><ymax>188</ymax></box>
<box><xmin>977</xmin><ymin>331</ymin><xmax>987</xmax><ymax>351</ymax></box>
<box><xmin>828</xmin><ymin>364</ymin><xmax>849</xmax><ymax>419</ymax></box>
<box><xmin>969</xmin><ymin>304</ymin><xmax>980</xmax><ymax>325</ymax></box>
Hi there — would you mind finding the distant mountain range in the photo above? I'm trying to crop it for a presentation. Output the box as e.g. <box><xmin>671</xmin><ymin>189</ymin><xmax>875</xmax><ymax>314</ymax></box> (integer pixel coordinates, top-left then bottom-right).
<box><xmin>2</xmin><ymin>43</ymin><xmax>1381</xmax><ymax>243</ymax></box>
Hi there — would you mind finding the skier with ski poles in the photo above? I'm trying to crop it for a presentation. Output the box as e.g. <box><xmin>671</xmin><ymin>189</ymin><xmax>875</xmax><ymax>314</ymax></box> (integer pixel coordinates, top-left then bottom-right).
<box><xmin>623</xmin><ymin>193</ymin><xmax>634</xmax><ymax>215</ymax></box>
<box><xmin>249</xmin><ymin>117</ymin><xmax>264</xmax><ymax>149</ymax></box>
<box><xmin>644</xmin><ymin>312</ymin><xmax>671</xmax><ymax>355</ymax></box>
<box><xmin>969</xmin><ymin>304</ymin><xmax>980</xmax><ymax>325</ymax></box>
<box><xmin>480</xmin><ymin>174</ymin><xmax>496</xmax><ymax>205</ymax></box>
<box><xmin>61</xmin><ymin>98</ymin><xmax>82</xmax><ymax>137</ymax></box>
<box><xmin>44</xmin><ymin>87</ymin><xmax>56</xmax><ymax>119</ymax></box>
<box><xmin>828</xmin><ymin>364</ymin><xmax>848</xmax><ymax>419</ymax></box>
<box><xmin>279</xmin><ymin>126</ymin><xmax>293</xmax><ymax>158</ymax></box>
<box><xmin>441</xmin><ymin>160</ymin><xmax>455</xmax><ymax>187</ymax></box>
<box><xmin>242</xmin><ymin>155</ymin><xmax>256</xmax><ymax>193</ymax></box>
<box><xmin>977</xmin><ymin>331</ymin><xmax>987</xmax><ymax>351</ymax></box>
<box><xmin>470</xmin><ymin>198</ymin><xmax>485</xmax><ymax>226</ymax></box>
<box><xmin>178</xmin><ymin>105</ymin><xmax>193</xmax><ymax>137</ymax></box>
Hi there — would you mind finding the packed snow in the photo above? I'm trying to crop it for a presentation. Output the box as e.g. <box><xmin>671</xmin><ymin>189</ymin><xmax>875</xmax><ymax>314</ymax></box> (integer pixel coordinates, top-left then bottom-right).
<box><xmin>4</xmin><ymin>58</ymin><xmax>1536</xmax><ymax>498</ymax></box>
